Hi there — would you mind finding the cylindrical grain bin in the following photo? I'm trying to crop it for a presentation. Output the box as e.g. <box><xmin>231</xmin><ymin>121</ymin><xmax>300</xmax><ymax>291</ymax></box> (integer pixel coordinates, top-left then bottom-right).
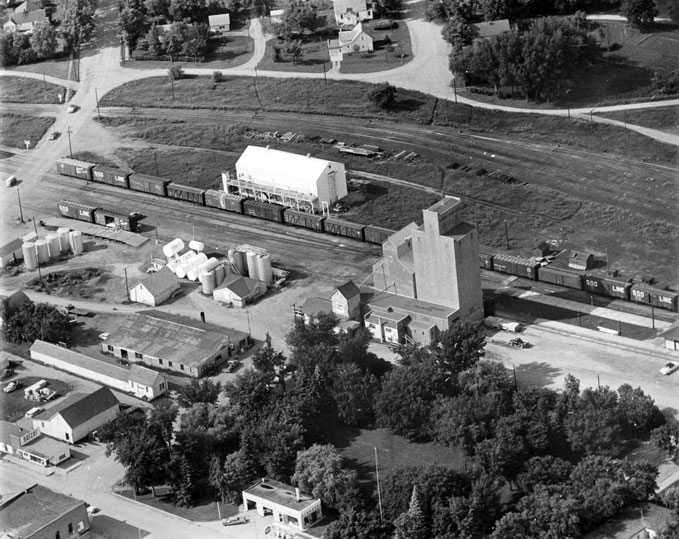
<box><xmin>176</xmin><ymin>252</ymin><xmax>207</xmax><ymax>279</ymax></box>
<box><xmin>257</xmin><ymin>253</ymin><xmax>273</xmax><ymax>285</ymax></box>
<box><xmin>46</xmin><ymin>234</ymin><xmax>60</xmax><ymax>258</ymax></box>
<box><xmin>173</xmin><ymin>252</ymin><xmax>200</xmax><ymax>278</ymax></box>
<box><xmin>167</xmin><ymin>251</ymin><xmax>195</xmax><ymax>274</ymax></box>
<box><xmin>34</xmin><ymin>239</ymin><xmax>49</xmax><ymax>263</ymax></box>
<box><xmin>246</xmin><ymin>251</ymin><xmax>258</xmax><ymax>280</ymax></box>
<box><xmin>22</xmin><ymin>242</ymin><xmax>38</xmax><ymax>269</ymax></box>
<box><xmin>188</xmin><ymin>240</ymin><xmax>204</xmax><ymax>253</ymax></box>
<box><xmin>214</xmin><ymin>265</ymin><xmax>226</xmax><ymax>286</ymax></box>
<box><xmin>57</xmin><ymin>227</ymin><xmax>70</xmax><ymax>252</ymax></box>
<box><xmin>163</xmin><ymin>238</ymin><xmax>185</xmax><ymax>259</ymax></box>
<box><xmin>69</xmin><ymin>231</ymin><xmax>84</xmax><ymax>254</ymax></box>
<box><xmin>187</xmin><ymin>257</ymin><xmax>220</xmax><ymax>282</ymax></box>
<box><xmin>201</xmin><ymin>271</ymin><xmax>216</xmax><ymax>294</ymax></box>
<box><xmin>228</xmin><ymin>248</ymin><xmax>244</xmax><ymax>276</ymax></box>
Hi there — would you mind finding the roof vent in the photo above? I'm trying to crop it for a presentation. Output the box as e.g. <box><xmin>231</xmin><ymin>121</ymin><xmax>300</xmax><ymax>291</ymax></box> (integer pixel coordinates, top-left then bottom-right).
<box><xmin>306</xmin><ymin>153</ymin><xmax>311</xmax><ymax>159</ymax></box>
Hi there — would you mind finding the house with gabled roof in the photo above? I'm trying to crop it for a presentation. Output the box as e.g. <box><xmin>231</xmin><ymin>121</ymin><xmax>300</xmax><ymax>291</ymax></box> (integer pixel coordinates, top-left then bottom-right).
<box><xmin>333</xmin><ymin>0</ymin><xmax>373</xmax><ymax>27</ymax></box>
<box><xmin>332</xmin><ymin>281</ymin><xmax>360</xmax><ymax>319</ymax></box>
<box><xmin>129</xmin><ymin>266</ymin><xmax>181</xmax><ymax>306</ymax></box>
<box><xmin>128</xmin><ymin>363</ymin><xmax>166</xmax><ymax>400</ymax></box>
<box><xmin>3</xmin><ymin>9</ymin><xmax>49</xmax><ymax>33</ymax></box>
<box><xmin>31</xmin><ymin>386</ymin><xmax>119</xmax><ymax>443</ymax></box>
<box><xmin>328</xmin><ymin>22</ymin><xmax>374</xmax><ymax>65</ymax></box>
<box><xmin>213</xmin><ymin>273</ymin><xmax>267</xmax><ymax>308</ymax></box>
<box><xmin>208</xmin><ymin>13</ymin><xmax>230</xmax><ymax>33</ymax></box>
<box><xmin>471</xmin><ymin>19</ymin><xmax>513</xmax><ymax>41</ymax></box>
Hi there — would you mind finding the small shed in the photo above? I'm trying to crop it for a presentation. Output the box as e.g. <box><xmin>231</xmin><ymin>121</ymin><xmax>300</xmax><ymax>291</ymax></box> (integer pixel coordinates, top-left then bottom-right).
<box><xmin>0</xmin><ymin>238</ymin><xmax>23</xmax><ymax>268</ymax></box>
<box><xmin>567</xmin><ymin>250</ymin><xmax>594</xmax><ymax>270</ymax></box>
<box><xmin>532</xmin><ymin>241</ymin><xmax>551</xmax><ymax>258</ymax></box>
<box><xmin>213</xmin><ymin>274</ymin><xmax>266</xmax><ymax>308</ymax></box>
<box><xmin>129</xmin><ymin>267</ymin><xmax>181</xmax><ymax>306</ymax></box>
<box><xmin>243</xmin><ymin>479</ymin><xmax>323</xmax><ymax>531</ymax></box>
<box><xmin>128</xmin><ymin>364</ymin><xmax>167</xmax><ymax>400</ymax></box>
<box><xmin>208</xmin><ymin>13</ymin><xmax>230</xmax><ymax>33</ymax></box>
<box><xmin>660</xmin><ymin>323</ymin><xmax>679</xmax><ymax>352</ymax></box>
<box><xmin>331</xmin><ymin>281</ymin><xmax>361</xmax><ymax>319</ymax></box>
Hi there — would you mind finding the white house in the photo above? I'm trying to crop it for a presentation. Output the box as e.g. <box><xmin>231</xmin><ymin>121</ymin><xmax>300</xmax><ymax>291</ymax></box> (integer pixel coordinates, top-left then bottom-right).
<box><xmin>129</xmin><ymin>267</ymin><xmax>181</xmax><ymax>306</ymax></box>
<box><xmin>32</xmin><ymin>386</ymin><xmax>119</xmax><ymax>444</ymax></box>
<box><xmin>328</xmin><ymin>22</ymin><xmax>374</xmax><ymax>65</ymax></box>
<box><xmin>208</xmin><ymin>13</ymin><xmax>230</xmax><ymax>33</ymax></box>
<box><xmin>270</xmin><ymin>8</ymin><xmax>285</xmax><ymax>23</ymax></box>
<box><xmin>243</xmin><ymin>479</ymin><xmax>323</xmax><ymax>531</ymax></box>
<box><xmin>128</xmin><ymin>364</ymin><xmax>167</xmax><ymax>400</ymax></box>
<box><xmin>472</xmin><ymin>19</ymin><xmax>512</xmax><ymax>40</ymax></box>
<box><xmin>3</xmin><ymin>9</ymin><xmax>48</xmax><ymax>33</ymax></box>
<box><xmin>227</xmin><ymin>146</ymin><xmax>347</xmax><ymax>213</ymax></box>
<box><xmin>213</xmin><ymin>274</ymin><xmax>267</xmax><ymax>308</ymax></box>
<box><xmin>333</xmin><ymin>0</ymin><xmax>373</xmax><ymax>27</ymax></box>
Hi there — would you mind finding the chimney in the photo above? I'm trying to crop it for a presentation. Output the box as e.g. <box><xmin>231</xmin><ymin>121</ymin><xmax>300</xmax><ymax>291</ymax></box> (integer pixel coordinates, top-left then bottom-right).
<box><xmin>200</xmin><ymin>311</ymin><xmax>205</xmax><ymax>323</ymax></box>
<box><xmin>295</xmin><ymin>487</ymin><xmax>300</xmax><ymax>501</ymax></box>
<box><xmin>306</xmin><ymin>154</ymin><xmax>311</xmax><ymax>159</ymax></box>
<box><xmin>266</xmin><ymin>145</ymin><xmax>270</xmax><ymax>150</ymax></box>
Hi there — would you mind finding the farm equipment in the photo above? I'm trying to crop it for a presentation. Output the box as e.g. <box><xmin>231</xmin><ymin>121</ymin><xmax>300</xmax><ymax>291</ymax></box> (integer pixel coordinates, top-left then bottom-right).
<box><xmin>509</xmin><ymin>338</ymin><xmax>530</xmax><ymax>349</ymax></box>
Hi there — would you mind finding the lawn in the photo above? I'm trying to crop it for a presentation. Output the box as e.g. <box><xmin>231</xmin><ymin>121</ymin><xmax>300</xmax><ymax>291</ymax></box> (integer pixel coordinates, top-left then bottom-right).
<box><xmin>100</xmin><ymin>76</ymin><xmax>438</xmax><ymax>124</ymax></box>
<box><xmin>596</xmin><ymin>105</ymin><xmax>679</xmax><ymax>130</ymax></box>
<box><xmin>257</xmin><ymin>37</ymin><xmax>330</xmax><ymax>73</ymax></box>
<box><xmin>0</xmin><ymin>76</ymin><xmax>68</xmax><ymax>104</ymax></box>
<box><xmin>339</xmin><ymin>19</ymin><xmax>413</xmax><ymax>74</ymax></box>
<box><xmin>0</xmin><ymin>113</ymin><xmax>55</xmax><ymax>149</ymax></box>
<box><xmin>327</xmin><ymin>426</ymin><xmax>467</xmax><ymax>489</ymax></box>
<box><xmin>0</xmin><ymin>376</ymin><xmax>72</xmax><ymax>422</ymax></box>
<box><xmin>4</xmin><ymin>55</ymin><xmax>73</xmax><ymax>81</ymax></box>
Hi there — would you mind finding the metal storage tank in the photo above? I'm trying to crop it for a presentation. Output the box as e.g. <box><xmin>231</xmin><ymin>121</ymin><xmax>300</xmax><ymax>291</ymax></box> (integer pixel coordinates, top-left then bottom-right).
<box><xmin>46</xmin><ymin>234</ymin><xmax>60</xmax><ymax>258</ymax></box>
<box><xmin>22</xmin><ymin>242</ymin><xmax>38</xmax><ymax>269</ymax></box>
<box><xmin>189</xmin><ymin>240</ymin><xmax>205</xmax><ymax>253</ymax></box>
<box><xmin>246</xmin><ymin>251</ymin><xmax>259</xmax><ymax>280</ymax></box>
<box><xmin>167</xmin><ymin>251</ymin><xmax>196</xmax><ymax>274</ymax></box>
<box><xmin>187</xmin><ymin>257</ymin><xmax>220</xmax><ymax>282</ymax></box>
<box><xmin>57</xmin><ymin>227</ymin><xmax>71</xmax><ymax>252</ymax></box>
<box><xmin>176</xmin><ymin>252</ymin><xmax>207</xmax><ymax>279</ymax></box>
<box><xmin>201</xmin><ymin>271</ymin><xmax>216</xmax><ymax>294</ymax></box>
<box><xmin>257</xmin><ymin>254</ymin><xmax>273</xmax><ymax>285</ymax></box>
<box><xmin>69</xmin><ymin>231</ymin><xmax>84</xmax><ymax>254</ymax></box>
<box><xmin>23</xmin><ymin>231</ymin><xmax>38</xmax><ymax>244</ymax></box>
<box><xmin>35</xmin><ymin>239</ymin><xmax>49</xmax><ymax>263</ymax></box>
<box><xmin>163</xmin><ymin>238</ymin><xmax>185</xmax><ymax>259</ymax></box>
<box><xmin>214</xmin><ymin>265</ymin><xmax>226</xmax><ymax>285</ymax></box>
<box><xmin>229</xmin><ymin>248</ymin><xmax>245</xmax><ymax>275</ymax></box>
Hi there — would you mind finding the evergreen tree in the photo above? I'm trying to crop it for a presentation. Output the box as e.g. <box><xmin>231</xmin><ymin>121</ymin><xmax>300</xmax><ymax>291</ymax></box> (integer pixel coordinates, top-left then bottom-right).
<box><xmin>394</xmin><ymin>486</ymin><xmax>428</xmax><ymax>539</ymax></box>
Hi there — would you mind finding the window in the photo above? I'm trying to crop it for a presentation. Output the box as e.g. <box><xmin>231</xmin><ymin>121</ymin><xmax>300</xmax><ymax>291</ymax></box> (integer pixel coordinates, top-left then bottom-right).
<box><xmin>107</xmin><ymin>345</ymin><xmax>113</xmax><ymax>352</ymax></box>
<box><xmin>65</xmin><ymin>433</ymin><xmax>69</xmax><ymax>441</ymax></box>
<box><xmin>158</xmin><ymin>358</ymin><xmax>163</xmax><ymax>365</ymax></box>
<box><xmin>56</xmin><ymin>531</ymin><xmax>61</xmax><ymax>539</ymax></box>
<box><xmin>68</xmin><ymin>523</ymin><xmax>73</xmax><ymax>533</ymax></box>
<box><xmin>180</xmin><ymin>364</ymin><xmax>184</xmax><ymax>371</ymax></box>
<box><xmin>135</xmin><ymin>352</ymin><xmax>142</xmax><ymax>360</ymax></box>
<box><xmin>168</xmin><ymin>361</ymin><xmax>173</xmax><ymax>368</ymax></box>
<box><xmin>160</xmin><ymin>383</ymin><xmax>165</xmax><ymax>390</ymax></box>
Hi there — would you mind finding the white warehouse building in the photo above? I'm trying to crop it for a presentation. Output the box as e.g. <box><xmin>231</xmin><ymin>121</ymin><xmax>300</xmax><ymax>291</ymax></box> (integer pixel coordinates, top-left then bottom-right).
<box><xmin>224</xmin><ymin>145</ymin><xmax>348</xmax><ymax>213</ymax></box>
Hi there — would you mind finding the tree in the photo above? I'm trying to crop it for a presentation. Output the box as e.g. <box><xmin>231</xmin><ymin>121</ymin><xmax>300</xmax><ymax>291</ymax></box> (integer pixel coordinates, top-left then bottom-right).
<box><xmin>330</xmin><ymin>364</ymin><xmax>378</xmax><ymax>427</ymax></box>
<box><xmin>516</xmin><ymin>456</ymin><xmax>573</xmax><ymax>492</ymax></box>
<box><xmin>144</xmin><ymin>0</ymin><xmax>171</xmax><ymax>20</ymax></box>
<box><xmin>394</xmin><ymin>486</ymin><xmax>428</xmax><ymax>539</ymax></box>
<box><xmin>253</xmin><ymin>333</ymin><xmax>287</xmax><ymax>375</ymax></box>
<box><xmin>292</xmin><ymin>444</ymin><xmax>360</xmax><ymax>511</ymax></box>
<box><xmin>282</xmin><ymin>38</ymin><xmax>303</xmax><ymax>62</ymax></box>
<box><xmin>119</xmin><ymin>4</ymin><xmax>147</xmax><ymax>52</ymax></box>
<box><xmin>223</xmin><ymin>368</ymin><xmax>273</xmax><ymax>416</ymax></box>
<box><xmin>372</xmin><ymin>0</ymin><xmax>403</xmax><ymax>17</ymax></box>
<box><xmin>367</xmin><ymin>83</ymin><xmax>396</xmax><ymax>109</ymax></box>
<box><xmin>652</xmin><ymin>421</ymin><xmax>679</xmax><ymax>465</ymax></box>
<box><xmin>178</xmin><ymin>378</ymin><xmax>221</xmax><ymax>407</ymax></box>
<box><xmin>325</xmin><ymin>509</ymin><xmax>394</xmax><ymax>539</ymax></box>
<box><xmin>616</xmin><ymin>384</ymin><xmax>664</xmax><ymax>437</ymax></box>
<box><xmin>256</xmin><ymin>414</ymin><xmax>306</xmax><ymax>480</ymax></box>
<box><xmin>146</xmin><ymin>25</ymin><xmax>164</xmax><ymax>56</ymax></box>
<box><xmin>622</xmin><ymin>0</ymin><xmax>658</xmax><ymax>27</ymax></box>
<box><xmin>182</xmin><ymin>23</ymin><xmax>209</xmax><ymax>61</ymax></box>
<box><xmin>432</xmin><ymin>321</ymin><xmax>486</xmax><ymax>379</ymax></box>
<box><xmin>656</xmin><ymin>0</ymin><xmax>679</xmax><ymax>22</ymax></box>
<box><xmin>280</xmin><ymin>1</ymin><xmax>319</xmax><ymax>33</ymax></box>
<box><xmin>30</xmin><ymin>22</ymin><xmax>58</xmax><ymax>59</ymax></box>
<box><xmin>171</xmin><ymin>454</ymin><xmax>194</xmax><ymax>507</ymax></box>
<box><xmin>165</xmin><ymin>22</ymin><xmax>188</xmax><ymax>61</ymax></box>
<box><xmin>441</xmin><ymin>16</ymin><xmax>476</xmax><ymax>47</ymax></box>
<box><xmin>2</xmin><ymin>298</ymin><xmax>73</xmax><ymax>345</ymax></box>
<box><xmin>208</xmin><ymin>454</ymin><xmax>230</xmax><ymax>502</ymax></box>
<box><xmin>61</xmin><ymin>0</ymin><xmax>97</xmax><ymax>47</ymax></box>
<box><xmin>168</xmin><ymin>0</ymin><xmax>206</xmax><ymax>21</ymax></box>
<box><xmin>565</xmin><ymin>386</ymin><xmax>624</xmax><ymax>457</ymax></box>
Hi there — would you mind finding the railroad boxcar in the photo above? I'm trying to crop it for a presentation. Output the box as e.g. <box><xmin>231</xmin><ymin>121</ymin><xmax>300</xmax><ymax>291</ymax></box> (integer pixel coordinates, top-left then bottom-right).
<box><xmin>629</xmin><ymin>284</ymin><xmax>678</xmax><ymax>311</ymax></box>
<box><xmin>537</xmin><ymin>265</ymin><xmax>583</xmax><ymax>290</ymax></box>
<box><xmin>128</xmin><ymin>173</ymin><xmax>169</xmax><ymax>197</ymax></box>
<box><xmin>283</xmin><ymin>208</ymin><xmax>325</xmax><ymax>232</ymax></box>
<box><xmin>57</xmin><ymin>200</ymin><xmax>96</xmax><ymax>223</ymax></box>
<box><xmin>167</xmin><ymin>183</ymin><xmax>206</xmax><ymax>205</ymax></box>
<box><xmin>491</xmin><ymin>254</ymin><xmax>518</xmax><ymax>276</ymax></box>
<box><xmin>515</xmin><ymin>258</ymin><xmax>541</xmax><ymax>280</ymax></box>
<box><xmin>92</xmin><ymin>165</ymin><xmax>131</xmax><ymax>189</ymax></box>
<box><xmin>93</xmin><ymin>208</ymin><xmax>139</xmax><ymax>232</ymax></box>
<box><xmin>56</xmin><ymin>158</ymin><xmax>94</xmax><ymax>181</ymax></box>
<box><xmin>324</xmin><ymin>218</ymin><xmax>365</xmax><ymax>242</ymax></box>
<box><xmin>204</xmin><ymin>190</ymin><xmax>245</xmax><ymax>213</ymax></box>
<box><xmin>243</xmin><ymin>200</ymin><xmax>284</xmax><ymax>223</ymax></box>
<box><xmin>364</xmin><ymin>225</ymin><xmax>394</xmax><ymax>245</ymax></box>
<box><xmin>479</xmin><ymin>251</ymin><xmax>495</xmax><ymax>271</ymax></box>
<box><xmin>583</xmin><ymin>275</ymin><xmax>631</xmax><ymax>300</ymax></box>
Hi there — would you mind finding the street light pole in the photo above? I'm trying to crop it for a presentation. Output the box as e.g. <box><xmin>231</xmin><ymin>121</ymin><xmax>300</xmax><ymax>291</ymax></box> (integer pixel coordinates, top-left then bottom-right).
<box><xmin>66</xmin><ymin>126</ymin><xmax>73</xmax><ymax>158</ymax></box>
<box><xmin>16</xmin><ymin>187</ymin><xmax>24</xmax><ymax>223</ymax></box>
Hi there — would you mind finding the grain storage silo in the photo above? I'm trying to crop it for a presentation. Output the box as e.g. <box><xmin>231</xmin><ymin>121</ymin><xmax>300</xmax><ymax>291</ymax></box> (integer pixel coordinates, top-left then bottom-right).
<box><xmin>228</xmin><ymin>248</ymin><xmax>244</xmax><ymax>275</ymax></box>
<box><xmin>189</xmin><ymin>240</ymin><xmax>204</xmax><ymax>253</ymax></box>
<box><xmin>69</xmin><ymin>231</ymin><xmax>84</xmax><ymax>255</ymax></box>
<box><xmin>187</xmin><ymin>257</ymin><xmax>220</xmax><ymax>282</ymax></box>
<box><xmin>176</xmin><ymin>252</ymin><xmax>207</xmax><ymax>279</ymax></box>
<box><xmin>57</xmin><ymin>227</ymin><xmax>71</xmax><ymax>252</ymax></box>
<box><xmin>35</xmin><ymin>239</ymin><xmax>49</xmax><ymax>263</ymax></box>
<box><xmin>22</xmin><ymin>242</ymin><xmax>38</xmax><ymax>270</ymax></box>
<box><xmin>167</xmin><ymin>251</ymin><xmax>196</xmax><ymax>274</ymax></box>
<box><xmin>163</xmin><ymin>238</ymin><xmax>185</xmax><ymax>259</ymax></box>
<box><xmin>201</xmin><ymin>271</ymin><xmax>216</xmax><ymax>294</ymax></box>
<box><xmin>257</xmin><ymin>253</ymin><xmax>273</xmax><ymax>285</ymax></box>
<box><xmin>46</xmin><ymin>234</ymin><xmax>60</xmax><ymax>258</ymax></box>
<box><xmin>246</xmin><ymin>251</ymin><xmax>259</xmax><ymax>280</ymax></box>
<box><xmin>214</xmin><ymin>265</ymin><xmax>226</xmax><ymax>286</ymax></box>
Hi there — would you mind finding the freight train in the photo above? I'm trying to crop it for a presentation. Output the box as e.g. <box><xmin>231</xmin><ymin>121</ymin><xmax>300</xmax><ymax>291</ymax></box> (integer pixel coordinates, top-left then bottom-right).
<box><xmin>54</xmin><ymin>158</ymin><xmax>394</xmax><ymax>245</ymax></box>
<box><xmin>55</xmin><ymin>158</ymin><xmax>679</xmax><ymax>312</ymax></box>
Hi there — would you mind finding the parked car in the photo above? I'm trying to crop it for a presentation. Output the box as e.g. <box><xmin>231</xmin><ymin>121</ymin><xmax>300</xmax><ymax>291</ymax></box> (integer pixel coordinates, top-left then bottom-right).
<box><xmin>86</xmin><ymin>505</ymin><xmax>100</xmax><ymax>516</ymax></box>
<box><xmin>222</xmin><ymin>515</ymin><xmax>248</xmax><ymax>526</ymax></box>
<box><xmin>3</xmin><ymin>381</ymin><xmax>20</xmax><ymax>393</ymax></box>
<box><xmin>509</xmin><ymin>338</ymin><xmax>530</xmax><ymax>349</ymax></box>
<box><xmin>225</xmin><ymin>359</ymin><xmax>240</xmax><ymax>373</ymax></box>
<box><xmin>48</xmin><ymin>131</ymin><xmax>60</xmax><ymax>140</ymax></box>
<box><xmin>98</xmin><ymin>333</ymin><xmax>110</xmax><ymax>340</ymax></box>
<box><xmin>659</xmin><ymin>361</ymin><xmax>679</xmax><ymax>376</ymax></box>
<box><xmin>67</xmin><ymin>104</ymin><xmax>78</xmax><ymax>113</ymax></box>
<box><xmin>5</xmin><ymin>175</ymin><xmax>17</xmax><ymax>187</ymax></box>
<box><xmin>25</xmin><ymin>406</ymin><xmax>44</xmax><ymax>418</ymax></box>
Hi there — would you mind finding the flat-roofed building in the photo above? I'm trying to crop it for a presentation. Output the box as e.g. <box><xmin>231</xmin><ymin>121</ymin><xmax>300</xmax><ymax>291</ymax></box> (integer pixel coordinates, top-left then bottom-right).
<box><xmin>0</xmin><ymin>483</ymin><xmax>90</xmax><ymax>539</ymax></box>
<box><xmin>243</xmin><ymin>479</ymin><xmax>323</xmax><ymax>531</ymax></box>
<box><xmin>0</xmin><ymin>420</ymin><xmax>71</xmax><ymax>467</ymax></box>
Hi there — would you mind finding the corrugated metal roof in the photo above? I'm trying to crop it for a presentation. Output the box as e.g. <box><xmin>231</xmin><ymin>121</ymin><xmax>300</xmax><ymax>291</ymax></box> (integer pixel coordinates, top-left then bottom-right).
<box><xmin>30</xmin><ymin>340</ymin><xmax>129</xmax><ymax>382</ymax></box>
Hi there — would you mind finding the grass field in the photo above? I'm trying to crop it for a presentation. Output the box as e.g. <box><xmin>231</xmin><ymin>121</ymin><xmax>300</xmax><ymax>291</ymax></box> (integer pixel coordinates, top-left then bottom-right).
<box><xmin>116</xmin><ymin>487</ymin><xmax>237</xmax><ymax>522</ymax></box>
<box><xmin>596</xmin><ymin>106</ymin><xmax>679</xmax><ymax>130</ymax></box>
<box><xmin>100</xmin><ymin>76</ymin><xmax>437</xmax><ymax>124</ymax></box>
<box><xmin>0</xmin><ymin>76</ymin><xmax>68</xmax><ymax>104</ymax></box>
<box><xmin>339</xmin><ymin>20</ymin><xmax>413</xmax><ymax>74</ymax></box>
<box><xmin>257</xmin><ymin>37</ymin><xmax>330</xmax><ymax>73</ymax></box>
<box><xmin>0</xmin><ymin>113</ymin><xmax>55</xmax><ymax>149</ymax></box>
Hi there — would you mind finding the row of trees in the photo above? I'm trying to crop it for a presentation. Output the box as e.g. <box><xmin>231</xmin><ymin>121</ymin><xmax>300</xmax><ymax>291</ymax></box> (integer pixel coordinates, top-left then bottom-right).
<box><xmin>448</xmin><ymin>17</ymin><xmax>601</xmax><ymax>102</ymax></box>
<box><xmin>1</xmin><ymin>294</ymin><xmax>73</xmax><ymax>345</ymax></box>
<box><xmin>145</xmin><ymin>21</ymin><xmax>210</xmax><ymax>61</ymax></box>
<box><xmin>1</xmin><ymin>24</ymin><xmax>59</xmax><ymax>67</ymax></box>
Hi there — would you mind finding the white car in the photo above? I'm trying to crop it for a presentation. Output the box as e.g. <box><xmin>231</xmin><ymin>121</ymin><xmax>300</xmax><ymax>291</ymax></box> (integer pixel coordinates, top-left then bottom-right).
<box><xmin>86</xmin><ymin>505</ymin><xmax>100</xmax><ymax>516</ymax></box>
<box><xmin>98</xmin><ymin>333</ymin><xmax>110</xmax><ymax>340</ymax></box>
<box><xmin>659</xmin><ymin>361</ymin><xmax>679</xmax><ymax>376</ymax></box>
<box><xmin>25</xmin><ymin>406</ymin><xmax>44</xmax><ymax>418</ymax></box>
<box><xmin>2</xmin><ymin>381</ymin><xmax>19</xmax><ymax>393</ymax></box>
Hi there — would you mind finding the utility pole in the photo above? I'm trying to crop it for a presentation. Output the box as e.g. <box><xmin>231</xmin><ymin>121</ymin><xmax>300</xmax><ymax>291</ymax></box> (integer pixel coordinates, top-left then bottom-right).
<box><xmin>43</xmin><ymin>69</ymin><xmax>47</xmax><ymax>102</ymax></box>
<box><xmin>651</xmin><ymin>304</ymin><xmax>655</xmax><ymax>330</ymax></box>
<box><xmin>94</xmin><ymin>88</ymin><xmax>101</xmax><ymax>119</ymax></box>
<box><xmin>124</xmin><ymin>267</ymin><xmax>130</xmax><ymax>301</ymax></box>
<box><xmin>453</xmin><ymin>75</ymin><xmax>457</xmax><ymax>104</ymax></box>
<box><xmin>246</xmin><ymin>309</ymin><xmax>252</xmax><ymax>336</ymax></box>
<box><xmin>512</xmin><ymin>365</ymin><xmax>518</xmax><ymax>389</ymax></box>
<box><xmin>170</xmin><ymin>75</ymin><xmax>175</xmax><ymax>99</ymax></box>
<box><xmin>16</xmin><ymin>188</ymin><xmax>24</xmax><ymax>223</ymax></box>
<box><xmin>154</xmin><ymin>152</ymin><xmax>159</xmax><ymax>176</ymax></box>
<box><xmin>33</xmin><ymin>217</ymin><xmax>43</xmax><ymax>286</ymax></box>
<box><xmin>503</xmin><ymin>220</ymin><xmax>509</xmax><ymax>250</ymax></box>
<box><xmin>66</xmin><ymin>126</ymin><xmax>73</xmax><ymax>158</ymax></box>
<box><xmin>375</xmin><ymin>447</ymin><xmax>383</xmax><ymax>521</ymax></box>
<box><xmin>323</xmin><ymin>60</ymin><xmax>327</xmax><ymax>85</ymax></box>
